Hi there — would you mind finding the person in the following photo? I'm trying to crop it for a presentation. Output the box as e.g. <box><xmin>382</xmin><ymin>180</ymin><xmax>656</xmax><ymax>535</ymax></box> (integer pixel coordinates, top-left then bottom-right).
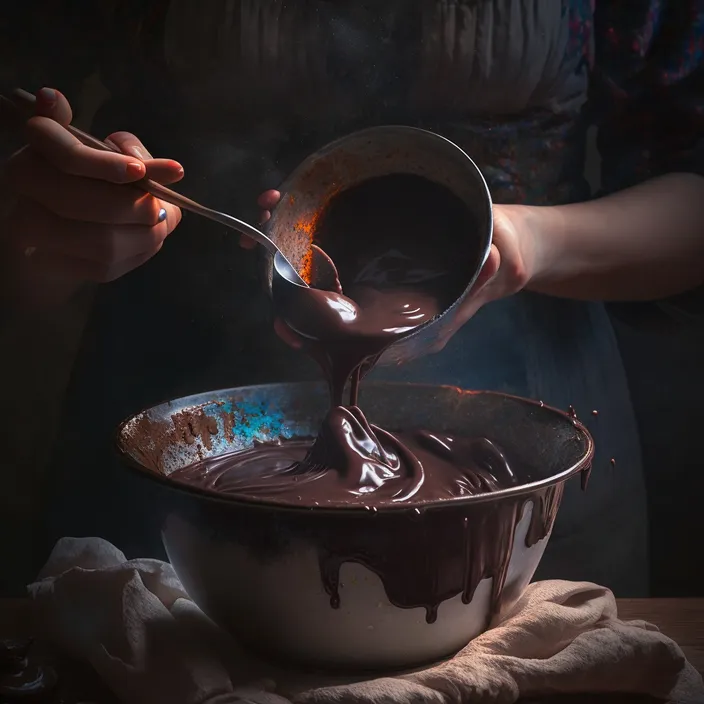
<box><xmin>2</xmin><ymin>0</ymin><xmax>703</xmax><ymax>596</ymax></box>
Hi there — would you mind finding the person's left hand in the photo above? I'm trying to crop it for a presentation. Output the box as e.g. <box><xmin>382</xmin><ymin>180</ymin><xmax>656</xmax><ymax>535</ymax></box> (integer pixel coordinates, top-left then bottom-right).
<box><xmin>248</xmin><ymin>190</ymin><xmax>537</xmax><ymax>354</ymax></box>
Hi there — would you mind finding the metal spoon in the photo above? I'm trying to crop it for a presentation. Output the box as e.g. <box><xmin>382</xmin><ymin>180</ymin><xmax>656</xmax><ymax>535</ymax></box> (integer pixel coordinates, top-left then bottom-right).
<box><xmin>3</xmin><ymin>88</ymin><xmax>339</xmax><ymax>290</ymax></box>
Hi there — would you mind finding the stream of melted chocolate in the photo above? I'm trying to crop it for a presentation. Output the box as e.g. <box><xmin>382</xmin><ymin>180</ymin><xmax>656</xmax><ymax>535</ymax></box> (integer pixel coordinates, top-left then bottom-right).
<box><xmin>168</xmin><ymin>175</ymin><xmax>578</xmax><ymax>624</ymax></box>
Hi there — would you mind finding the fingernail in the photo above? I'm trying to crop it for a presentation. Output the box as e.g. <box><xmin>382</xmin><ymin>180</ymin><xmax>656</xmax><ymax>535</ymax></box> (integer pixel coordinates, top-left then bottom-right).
<box><xmin>157</xmin><ymin>208</ymin><xmax>167</xmax><ymax>222</ymax></box>
<box><xmin>38</xmin><ymin>88</ymin><xmax>57</xmax><ymax>105</ymax></box>
<box><xmin>125</xmin><ymin>162</ymin><xmax>145</xmax><ymax>179</ymax></box>
<box><xmin>130</xmin><ymin>146</ymin><xmax>151</xmax><ymax>160</ymax></box>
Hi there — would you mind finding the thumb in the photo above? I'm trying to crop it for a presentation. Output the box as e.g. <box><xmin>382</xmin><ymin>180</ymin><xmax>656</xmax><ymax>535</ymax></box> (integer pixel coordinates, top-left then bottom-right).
<box><xmin>449</xmin><ymin>246</ymin><xmax>502</xmax><ymax>332</ymax></box>
<box><xmin>469</xmin><ymin>244</ymin><xmax>500</xmax><ymax>296</ymax></box>
<box><xmin>34</xmin><ymin>88</ymin><xmax>73</xmax><ymax>127</ymax></box>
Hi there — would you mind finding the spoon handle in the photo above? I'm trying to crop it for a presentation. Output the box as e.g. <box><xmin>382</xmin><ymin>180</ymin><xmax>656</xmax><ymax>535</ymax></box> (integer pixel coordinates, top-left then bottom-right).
<box><xmin>4</xmin><ymin>89</ymin><xmax>276</xmax><ymax>254</ymax></box>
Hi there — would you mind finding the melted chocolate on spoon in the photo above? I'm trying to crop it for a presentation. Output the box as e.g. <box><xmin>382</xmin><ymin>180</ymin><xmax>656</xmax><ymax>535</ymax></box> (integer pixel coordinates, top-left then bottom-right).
<box><xmin>168</xmin><ymin>174</ymin><xmax>588</xmax><ymax>624</ymax></box>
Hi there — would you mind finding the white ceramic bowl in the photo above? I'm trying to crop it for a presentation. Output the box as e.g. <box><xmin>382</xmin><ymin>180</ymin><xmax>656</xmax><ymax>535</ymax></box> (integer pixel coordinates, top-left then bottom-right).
<box><xmin>116</xmin><ymin>382</ymin><xmax>593</xmax><ymax>670</ymax></box>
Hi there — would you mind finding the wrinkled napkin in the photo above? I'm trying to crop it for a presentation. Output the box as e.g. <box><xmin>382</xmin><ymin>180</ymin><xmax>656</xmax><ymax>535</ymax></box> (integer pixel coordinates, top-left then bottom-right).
<box><xmin>28</xmin><ymin>537</ymin><xmax>703</xmax><ymax>704</ymax></box>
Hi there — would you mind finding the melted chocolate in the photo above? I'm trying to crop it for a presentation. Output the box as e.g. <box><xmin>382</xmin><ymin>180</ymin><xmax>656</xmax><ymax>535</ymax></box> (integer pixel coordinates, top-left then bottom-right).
<box><xmin>167</xmin><ymin>174</ymin><xmax>584</xmax><ymax>625</ymax></box>
<box><xmin>276</xmin><ymin>284</ymin><xmax>440</xmax><ymax>405</ymax></box>
<box><xmin>314</xmin><ymin>174</ymin><xmax>480</xmax><ymax>314</ymax></box>
<box><xmin>317</xmin><ymin>484</ymin><xmax>565</xmax><ymax>624</ymax></box>
<box><xmin>169</xmin><ymin>428</ymin><xmax>525</xmax><ymax>507</ymax></box>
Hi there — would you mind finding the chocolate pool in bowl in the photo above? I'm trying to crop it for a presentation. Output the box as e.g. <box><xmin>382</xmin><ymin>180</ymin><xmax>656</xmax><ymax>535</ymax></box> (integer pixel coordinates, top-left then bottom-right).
<box><xmin>116</xmin><ymin>382</ymin><xmax>593</xmax><ymax>671</ymax></box>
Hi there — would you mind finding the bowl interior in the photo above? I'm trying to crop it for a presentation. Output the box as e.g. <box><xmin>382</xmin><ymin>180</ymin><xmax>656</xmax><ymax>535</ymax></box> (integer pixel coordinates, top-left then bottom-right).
<box><xmin>117</xmin><ymin>382</ymin><xmax>593</xmax><ymax>505</ymax></box>
<box><xmin>263</xmin><ymin>126</ymin><xmax>493</xmax><ymax>288</ymax></box>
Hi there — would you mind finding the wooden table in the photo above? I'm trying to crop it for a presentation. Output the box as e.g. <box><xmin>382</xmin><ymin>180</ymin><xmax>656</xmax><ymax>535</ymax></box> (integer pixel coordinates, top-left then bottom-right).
<box><xmin>1</xmin><ymin>598</ymin><xmax>702</xmax><ymax>702</ymax></box>
<box><xmin>616</xmin><ymin>599</ymin><xmax>704</xmax><ymax>675</ymax></box>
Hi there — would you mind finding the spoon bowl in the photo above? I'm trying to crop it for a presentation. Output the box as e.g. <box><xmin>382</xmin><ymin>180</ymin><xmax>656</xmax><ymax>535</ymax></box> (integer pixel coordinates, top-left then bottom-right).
<box><xmin>273</xmin><ymin>250</ymin><xmax>305</xmax><ymax>287</ymax></box>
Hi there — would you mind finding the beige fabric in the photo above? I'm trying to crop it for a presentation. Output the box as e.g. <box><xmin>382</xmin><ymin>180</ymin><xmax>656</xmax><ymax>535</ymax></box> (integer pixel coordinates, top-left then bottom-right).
<box><xmin>29</xmin><ymin>538</ymin><xmax>703</xmax><ymax>704</ymax></box>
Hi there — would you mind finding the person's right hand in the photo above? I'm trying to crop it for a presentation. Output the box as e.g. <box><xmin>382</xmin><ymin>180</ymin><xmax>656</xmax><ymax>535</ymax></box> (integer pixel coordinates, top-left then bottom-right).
<box><xmin>4</xmin><ymin>88</ymin><xmax>184</xmax><ymax>284</ymax></box>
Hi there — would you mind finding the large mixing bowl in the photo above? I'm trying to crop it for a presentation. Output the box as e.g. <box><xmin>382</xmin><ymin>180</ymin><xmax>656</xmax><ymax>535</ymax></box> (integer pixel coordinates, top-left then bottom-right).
<box><xmin>116</xmin><ymin>382</ymin><xmax>593</xmax><ymax>670</ymax></box>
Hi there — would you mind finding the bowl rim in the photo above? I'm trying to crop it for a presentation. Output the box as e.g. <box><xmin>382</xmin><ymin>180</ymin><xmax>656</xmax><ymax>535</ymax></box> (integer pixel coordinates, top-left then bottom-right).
<box><xmin>114</xmin><ymin>382</ymin><xmax>594</xmax><ymax>514</ymax></box>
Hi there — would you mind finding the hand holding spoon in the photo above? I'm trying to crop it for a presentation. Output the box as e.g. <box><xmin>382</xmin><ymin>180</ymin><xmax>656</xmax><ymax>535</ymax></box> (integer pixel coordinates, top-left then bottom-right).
<box><xmin>1</xmin><ymin>88</ymin><xmax>340</xmax><ymax>291</ymax></box>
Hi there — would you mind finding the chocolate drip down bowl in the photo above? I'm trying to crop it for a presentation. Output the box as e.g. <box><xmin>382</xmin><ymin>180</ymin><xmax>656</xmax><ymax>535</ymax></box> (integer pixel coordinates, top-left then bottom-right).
<box><xmin>116</xmin><ymin>382</ymin><xmax>593</xmax><ymax>671</ymax></box>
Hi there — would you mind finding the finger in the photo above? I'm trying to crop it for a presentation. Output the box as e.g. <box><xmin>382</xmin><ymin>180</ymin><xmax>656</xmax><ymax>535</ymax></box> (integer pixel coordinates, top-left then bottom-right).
<box><xmin>257</xmin><ymin>190</ymin><xmax>281</xmax><ymax>210</ymax></box>
<box><xmin>427</xmin><ymin>301</ymin><xmax>481</xmax><ymax>355</ymax></box>
<box><xmin>452</xmin><ymin>299</ymin><xmax>484</xmax><ymax>332</ymax></box>
<box><xmin>451</xmin><ymin>246</ymin><xmax>501</xmax><ymax>331</ymax></box>
<box><xmin>105</xmin><ymin>132</ymin><xmax>185</xmax><ymax>184</ymax></box>
<box><xmin>257</xmin><ymin>190</ymin><xmax>279</xmax><ymax>231</ymax></box>
<box><xmin>469</xmin><ymin>245</ymin><xmax>500</xmax><ymax>295</ymax></box>
<box><xmin>25</xmin><ymin>117</ymin><xmax>146</xmax><ymax>184</ymax></box>
<box><xmin>9</xmin><ymin>198</ymin><xmax>180</xmax><ymax>264</ymax></box>
<box><xmin>34</xmin><ymin>87</ymin><xmax>73</xmax><ymax>126</ymax></box>
<box><xmin>7</xmin><ymin>149</ymin><xmax>171</xmax><ymax>225</ymax></box>
<box><xmin>427</xmin><ymin>247</ymin><xmax>502</xmax><ymax>353</ymax></box>
<box><xmin>239</xmin><ymin>234</ymin><xmax>257</xmax><ymax>250</ymax></box>
<box><xmin>104</xmin><ymin>131</ymin><xmax>153</xmax><ymax>160</ymax></box>
<box><xmin>143</xmin><ymin>159</ymin><xmax>185</xmax><ymax>185</ymax></box>
<box><xmin>428</xmin><ymin>336</ymin><xmax>450</xmax><ymax>355</ymax></box>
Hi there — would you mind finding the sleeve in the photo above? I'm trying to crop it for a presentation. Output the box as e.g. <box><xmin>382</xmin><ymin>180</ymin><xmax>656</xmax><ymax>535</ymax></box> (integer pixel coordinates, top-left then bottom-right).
<box><xmin>592</xmin><ymin>0</ymin><xmax>704</xmax><ymax>195</ymax></box>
